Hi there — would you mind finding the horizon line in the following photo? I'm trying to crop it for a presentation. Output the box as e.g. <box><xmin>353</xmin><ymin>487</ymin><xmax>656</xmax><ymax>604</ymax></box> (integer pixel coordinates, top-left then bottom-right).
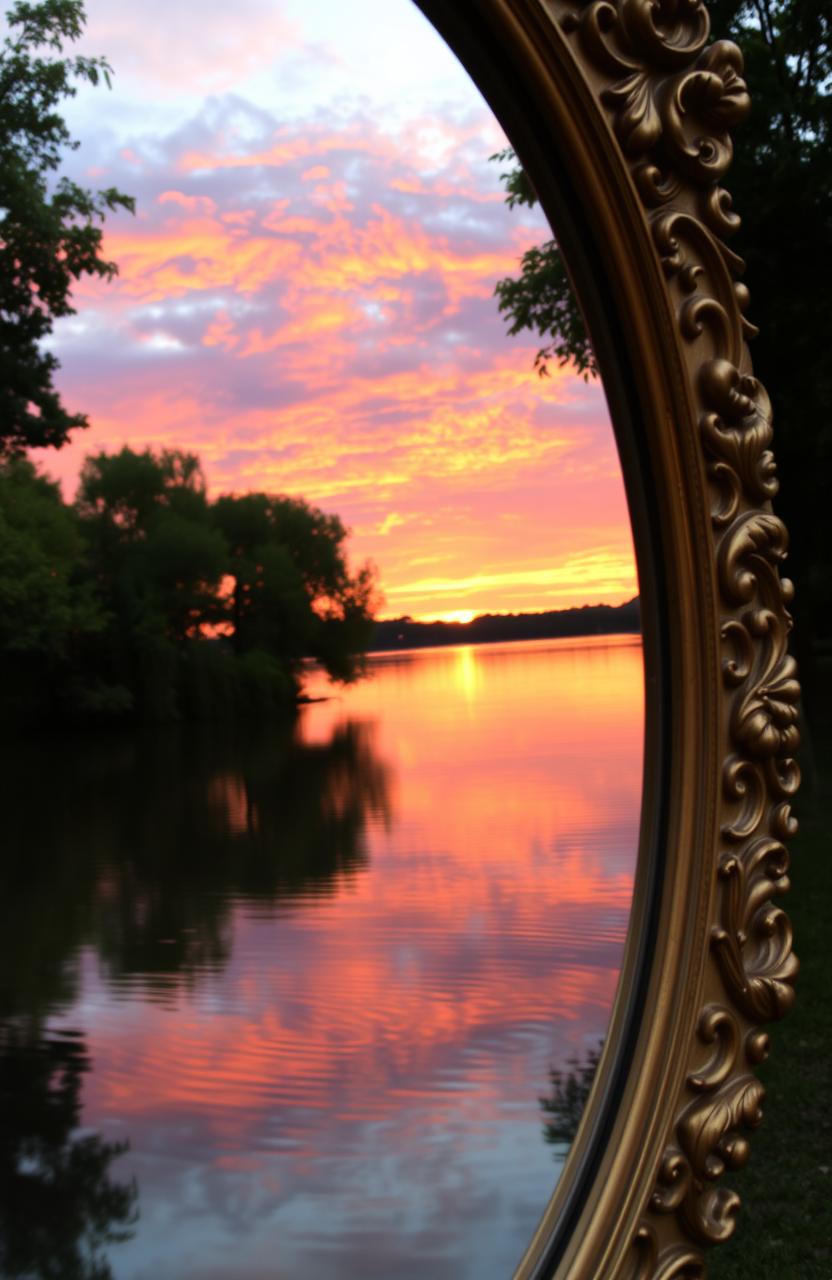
<box><xmin>377</xmin><ymin>596</ymin><xmax>640</xmax><ymax>625</ymax></box>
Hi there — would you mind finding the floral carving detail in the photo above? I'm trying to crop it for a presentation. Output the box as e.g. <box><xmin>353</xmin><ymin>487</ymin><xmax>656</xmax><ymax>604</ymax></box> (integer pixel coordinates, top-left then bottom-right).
<box><xmin>675</xmin><ymin>1074</ymin><xmax>762</xmax><ymax>1244</ymax></box>
<box><xmin>717</xmin><ymin>510</ymin><xmax>789</xmax><ymax>605</ymax></box>
<box><xmin>565</xmin><ymin>0</ymin><xmax>749</xmax><ymax>216</ymax></box>
<box><xmin>731</xmin><ymin>648</ymin><xmax>800</xmax><ymax>761</ymax></box>
<box><xmin>716</xmin><ymin>511</ymin><xmax>800</xmax><ymax>763</ymax></box>
<box><xmin>649</xmin><ymin>1007</ymin><xmax>766</xmax><ymax>1246</ymax></box>
<box><xmin>713</xmin><ymin>839</ymin><xmax>797</xmax><ymax>1021</ymax></box>
<box><xmin>700</xmin><ymin>359</ymin><xmax>778</xmax><ymax>523</ymax></box>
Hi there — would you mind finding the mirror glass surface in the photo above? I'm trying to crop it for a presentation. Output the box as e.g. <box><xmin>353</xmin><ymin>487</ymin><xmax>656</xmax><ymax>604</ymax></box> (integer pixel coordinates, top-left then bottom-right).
<box><xmin>1</xmin><ymin>1</ymin><xmax>644</xmax><ymax>1276</ymax></box>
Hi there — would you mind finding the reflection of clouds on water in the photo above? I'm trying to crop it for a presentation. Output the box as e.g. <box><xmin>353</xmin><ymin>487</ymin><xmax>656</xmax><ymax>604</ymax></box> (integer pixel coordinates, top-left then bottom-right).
<box><xmin>2</xmin><ymin>637</ymin><xmax>643</xmax><ymax>1277</ymax></box>
<box><xmin>103</xmin><ymin>1094</ymin><xmax>562</xmax><ymax>1280</ymax></box>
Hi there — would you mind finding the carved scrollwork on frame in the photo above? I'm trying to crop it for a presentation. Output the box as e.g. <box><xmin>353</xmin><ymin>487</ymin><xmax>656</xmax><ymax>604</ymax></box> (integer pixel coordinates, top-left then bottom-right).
<box><xmin>555</xmin><ymin>0</ymin><xmax>800</xmax><ymax>1273</ymax></box>
<box><xmin>700</xmin><ymin>362</ymin><xmax>777</xmax><ymax>524</ymax></box>
<box><xmin>648</xmin><ymin>1006</ymin><xmax>766</xmax><ymax>1247</ymax></box>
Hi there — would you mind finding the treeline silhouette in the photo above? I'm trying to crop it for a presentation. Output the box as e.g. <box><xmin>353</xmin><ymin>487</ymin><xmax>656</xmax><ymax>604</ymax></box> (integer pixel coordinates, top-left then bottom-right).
<box><xmin>0</xmin><ymin>449</ymin><xmax>377</xmax><ymax>727</ymax></box>
<box><xmin>371</xmin><ymin>598</ymin><xmax>640</xmax><ymax>651</ymax></box>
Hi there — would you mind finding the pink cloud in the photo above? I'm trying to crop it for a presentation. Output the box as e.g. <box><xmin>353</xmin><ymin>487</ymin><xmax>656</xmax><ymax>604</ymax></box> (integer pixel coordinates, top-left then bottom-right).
<box><xmin>45</xmin><ymin>98</ymin><xmax>637</xmax><ymax>618</ymax></box>
<box><xmin>158</xmin><ymin>190</ymin><xmax>218</xmax><ymax>215</ymax></box>
<box><xmin>76</xmin><ymin>0</ymin><xmax>301</xmax><ymax>96</ymax></box>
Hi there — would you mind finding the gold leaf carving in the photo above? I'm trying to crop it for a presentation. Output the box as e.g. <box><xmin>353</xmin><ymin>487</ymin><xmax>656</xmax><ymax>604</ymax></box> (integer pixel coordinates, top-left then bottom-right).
<box><xmin>558</xmin><ymin>0</ymin><xmax>799</xmax><ymax>1270</ymax></box>
<box><xmin>712</xmin><ymin>839</ymin><xmax>797</xmax><ymax>1022</ymax></box>
<box><xmin>700</xmin><ymin>360</ymin><xmax>778</xmax><ymax>508</ymax></box>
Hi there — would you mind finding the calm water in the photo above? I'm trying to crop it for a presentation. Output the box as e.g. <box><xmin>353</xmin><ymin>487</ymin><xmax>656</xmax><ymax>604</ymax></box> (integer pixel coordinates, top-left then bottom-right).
<box><xmin>0</xmin><ymin>635</ymin><xmax>643</xmax><ymax>1279</ymax></box>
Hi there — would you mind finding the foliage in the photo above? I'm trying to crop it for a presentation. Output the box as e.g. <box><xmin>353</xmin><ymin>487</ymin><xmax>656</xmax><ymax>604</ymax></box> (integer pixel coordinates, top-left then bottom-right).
<box><xmin>77</xmin><ymin>448</ymin><xmax>227</xmax><ymax>646</ymax></box>
<box><xmin>0</xmin><ymin>448</ymin><xmax>378</xmax><ymax>725</ymax></box>
<box><xmin>212</xmin><ymin>493</ymin><xmax>317</xmax><ymax>663</ymax></box>
<box><xmin>212</xmin><ymin>491</ymin><xmax>379</xmax><ymax>683</ymax></box>
<box><xmin>0</xmin><ymin>454</ymin><xmax>102</xmax><ymax>655</ymax></box>
<box><xmin>0</xmin><ymin>0</ymin><xmax>134</xmax><ymax>453</ymax></box>
<box><xmin>491</xmin><ymin>148</ymin><xmax>596</xmax><ymax>381</ymax></box>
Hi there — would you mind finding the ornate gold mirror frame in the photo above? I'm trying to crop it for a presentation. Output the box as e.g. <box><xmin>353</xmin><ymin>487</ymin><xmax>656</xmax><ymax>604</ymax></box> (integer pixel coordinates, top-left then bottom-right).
<box><xmin>415</xmin><ymin>2</ymin><xmax>800</xmax><ymax>1276</ymax></box>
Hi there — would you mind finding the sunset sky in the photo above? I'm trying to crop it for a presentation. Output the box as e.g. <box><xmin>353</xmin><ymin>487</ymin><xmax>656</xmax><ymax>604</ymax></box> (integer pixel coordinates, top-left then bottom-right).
<box><xmin>32</xmin><ymin>0</ymin><xmax>638</xmax><ymax>621</ymax></box>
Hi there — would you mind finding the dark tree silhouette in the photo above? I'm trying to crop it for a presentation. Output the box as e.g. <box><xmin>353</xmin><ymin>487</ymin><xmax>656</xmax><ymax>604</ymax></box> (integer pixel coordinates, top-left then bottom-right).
<box><xmin>0</xmin><ymin>1</ymin><xmax>134</xmax><ymax>452</ymax></box>
<box><xmin>0</xmin><ymin>447</ymin><xmax>379</xmax><ymax>726</ymax></box>
<box><xmin>212</xmin><ymin>491</ymin><xmax>378</xmax><ymax>682</ymax></box>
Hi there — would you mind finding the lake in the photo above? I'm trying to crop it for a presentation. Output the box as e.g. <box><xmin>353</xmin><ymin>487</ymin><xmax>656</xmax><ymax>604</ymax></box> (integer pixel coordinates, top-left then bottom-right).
<box><xmin>0</xmin><ymin>634</ymin><xmax>643</xmax><ymax>1279</ymax></box>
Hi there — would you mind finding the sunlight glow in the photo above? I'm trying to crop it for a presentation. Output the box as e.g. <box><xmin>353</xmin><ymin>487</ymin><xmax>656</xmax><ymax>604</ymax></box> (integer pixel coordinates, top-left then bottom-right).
<box><xmin>38</xmin><ymin>0</ymin><xmax>638</xmax><ymax>621</ymax></box>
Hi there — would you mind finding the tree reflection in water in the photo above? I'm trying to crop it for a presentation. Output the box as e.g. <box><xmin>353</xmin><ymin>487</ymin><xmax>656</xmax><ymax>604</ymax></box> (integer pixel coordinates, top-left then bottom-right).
<box><xmin>0</xmin><ymin>717</ymin><xmax>391</xmax><ymax>1273</ymax></box>
<box><xmin>1</xmin><ymin>717</ymin><xmax>391</xmax><ymax>1010</ymax></box>
<box><xmin>90</xmin><ymin>720</ymin><xmax>391</xmax><ymax>995</ymax></box>
<box><xmin>540</xmin><ymin>1041</ymin><xmax>603</xmax><ymax>1149</ymax></box>
<box><xmin>0</xmin><ymin>1026</ymin><xmax>137</xmax><ymax>1279</ymax></box>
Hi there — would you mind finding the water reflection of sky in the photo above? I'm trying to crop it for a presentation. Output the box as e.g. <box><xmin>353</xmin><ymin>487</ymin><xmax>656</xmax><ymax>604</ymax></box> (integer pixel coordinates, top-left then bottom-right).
<box><xmin>5</xmin><ymin>635</ymin><xmax>643</xmax><ymax>1279</ymax></box>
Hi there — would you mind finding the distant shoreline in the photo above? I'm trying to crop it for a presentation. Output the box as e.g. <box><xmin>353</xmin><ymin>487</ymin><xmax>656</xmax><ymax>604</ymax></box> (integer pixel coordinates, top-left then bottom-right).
<box><xmin>369</xmin><ymin>598</ymin><xmax>640</xmax><ymax>652</ymax></box>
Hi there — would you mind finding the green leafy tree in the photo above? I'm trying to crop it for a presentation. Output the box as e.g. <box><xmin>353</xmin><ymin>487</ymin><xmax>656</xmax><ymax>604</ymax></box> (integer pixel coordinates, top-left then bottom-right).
<box><xmin>211</xmin><ymin>494</ymin><xmax>313</xmax><ymax>660</ymax></box>
<box><xmin>0</xmin><ymin>454</ymin><xmax>102</xmax><ymax>654</ymax></box>
<box><xmin>491</xmin><ymin>148</ymin><xmax>595</xmax><ymax>381</ymax></box>
<box><xmin>0</xmin><ymin>0</ymin><xmax>134</xmax><ymax>453</ymax></box>
<box><xmin>212</xmin><ymin>492</ymin><xmax>379</xmax><ymax>683</ymax></box>
<box><xmin>72</xmin><ymin>450</ymin><xmax>377</xmax><ymax>719</ymax></box>
<box><xmin>75</xmin><ymin>448</ymin><xmax>227</xmax><ymax>720</ymax></box>
<box><xmin>76</xmin><ymin>447</ymin><xmax>227</xmax><ymax>646</ymax></box>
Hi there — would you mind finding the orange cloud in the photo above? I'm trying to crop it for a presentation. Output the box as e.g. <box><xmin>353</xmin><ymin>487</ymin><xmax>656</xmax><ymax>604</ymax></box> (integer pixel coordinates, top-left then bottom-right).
<box><xmin>47</xmin><ymin>108</ymin><xmax>636</xmax><ymax>620</ymax></box>
<box><xmin>158</xmin><ymin>190</ymin><xmax>218</xmax><ymax>215</ymax></box>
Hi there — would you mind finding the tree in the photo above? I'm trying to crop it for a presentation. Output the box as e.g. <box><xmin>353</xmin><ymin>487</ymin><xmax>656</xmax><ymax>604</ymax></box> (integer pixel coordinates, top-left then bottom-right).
<box><xmin>70</xmin><ymin>449</ymin><xmax>378</xmax><ymax>720</ymax></box>
<box><xmin>212</xmin><ymin>492</ymin><xmax>379</xmax><ymax>683</ymax></box>
<box><xmin>76</xmin><ymin>447</ymin><xmax>227</xmax><ymax>646</ymax></box>
<box><xmin>0</xmin><ymin>454</ymin><xmax>102</xmax><ymax>655</ymax></box>
<box><xmin>211</xmin><ymin>493</ymin><xmax>314</xmax><ymax>661</ymax></box>
<box><xmin>491</xmin><ymin>148</ymin><xmax>595</xmax><ymax>381</ymax></box>
<box><xmin>0</xmin><ymin>454</ymin><xmax>110</xmax><ymax>721</ymax></box>
<box><xmin>493</xmin><ymin>0</ymin><xmax>831</xmax><ymax>673</ymax></box>
<box><xmin>74</xmin><ymin>448</ymin><xmax>227</xmax><ymax>721</ymax></box>
<box><xmin>0</xmin><ymin>0</ymin><xmax>134</xmax><ymax>453</ymax></box>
